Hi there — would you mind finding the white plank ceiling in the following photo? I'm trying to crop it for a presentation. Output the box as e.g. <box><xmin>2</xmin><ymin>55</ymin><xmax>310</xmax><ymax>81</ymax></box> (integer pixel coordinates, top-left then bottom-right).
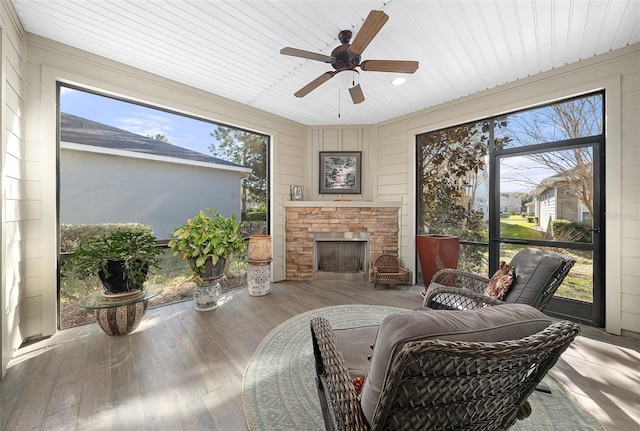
<box><xmin>11</xmin><ymin>0</ymin><xmax>640</xmax><ymax>126</ymax></box>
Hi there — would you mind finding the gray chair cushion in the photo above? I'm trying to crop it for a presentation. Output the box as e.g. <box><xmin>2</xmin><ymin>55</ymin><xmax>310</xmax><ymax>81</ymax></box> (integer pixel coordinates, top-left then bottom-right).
<box><xmin>333</xmin><ymin>325</ymin><xmax>379</xmax><ymax>379</ymax></box>
<box><xmin>503</xmin><ymin>249</ymin><xmax>565</xmax><ymax>306</ymax></box>
<box><xmin>360</xmin><ymin>303</ymin><xmax>552</xmax><ymax>424</ymax></box>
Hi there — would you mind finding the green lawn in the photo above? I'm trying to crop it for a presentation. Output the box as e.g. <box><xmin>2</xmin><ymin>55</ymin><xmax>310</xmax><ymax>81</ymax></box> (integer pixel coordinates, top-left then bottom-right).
<box><xmin>499</xmin><ymin>215</ymin><xmax>545</xmax><ymax>240</ymax></box>
<box><xmin>496</xmin><ymin>216</ymin><xmax>592</xmax><ymax>302</ymax></box>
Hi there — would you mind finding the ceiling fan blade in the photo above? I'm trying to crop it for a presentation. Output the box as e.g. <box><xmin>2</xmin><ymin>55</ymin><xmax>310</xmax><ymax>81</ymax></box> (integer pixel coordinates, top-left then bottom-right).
<box><xmin>360</xmin><ymin>60</ymin><xmax>419</xmax><ymax>73</ymax></box>
<box><xmin>280</xmin><ymin>47</ymin><xmax>334</xmax><ymax>63</ymax></box>
<box><xmin>348</xmin><ymin>10</ymin><xmax>389</xmax><ymax>56</ymax></box>
<box><xmin>294</xmin><ymin>72</ymin><xmax>336</xmax><ymax>98</ymax></box>
<box><xmin>349</xmin><ymin>84</ymin><xmax>365</xmax><ymax>104</ymax></box>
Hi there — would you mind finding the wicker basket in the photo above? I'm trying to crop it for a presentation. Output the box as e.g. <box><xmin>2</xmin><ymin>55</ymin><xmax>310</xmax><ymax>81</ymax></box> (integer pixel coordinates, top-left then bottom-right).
<box><xmin>373</xmin><ymin>254</ymin><xmax>410</xmax><ymax>288</ymax></box>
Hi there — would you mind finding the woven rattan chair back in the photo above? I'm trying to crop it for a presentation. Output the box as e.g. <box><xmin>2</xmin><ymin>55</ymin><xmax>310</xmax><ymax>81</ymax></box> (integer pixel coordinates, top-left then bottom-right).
<box><xmin>424</xmin><ymin>248</ymin><xmax>576</xmax><ymax>312</ymax></box>
<box><xmin>369</xmin><ymin>321</ymin><xmax>580</xmax><ymax>430</ymax></box>
<box><xmin>310</xmin><ymin>316</ymin><xmax>580</xmax><ymax>431</ymax></box>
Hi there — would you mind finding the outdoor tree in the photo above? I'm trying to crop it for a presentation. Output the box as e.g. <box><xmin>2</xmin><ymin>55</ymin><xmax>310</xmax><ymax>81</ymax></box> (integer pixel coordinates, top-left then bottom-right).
<box><xmin>149</xmin><ymin>133</ymin><xmax>170</xmax><ymax>143</ymax></box>
<box><xmin>418</xmin><ymin>123</ymin><xmax>483</xmax><ymax>271</ymax></box>
<box><xmin>502</xmin><ymin>96</ymin><xmax>601</xmax><ymax>218</ymax></box>
<box><xmin>417</xmin><ymin>120</ymin><xmax>511</xmax><ymax>272</ymax></box>
<box><xmin>209</xmin><ymin>127</ymin><xmax>267</xmax><ymax>214</ymax></box>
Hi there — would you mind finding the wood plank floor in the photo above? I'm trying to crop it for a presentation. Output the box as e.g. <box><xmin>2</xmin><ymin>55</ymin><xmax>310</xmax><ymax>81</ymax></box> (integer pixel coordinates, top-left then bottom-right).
<box><xmin>1</xmin><ymin>280</ymin><xmax>639</xmax><ymax>430</ymax></box>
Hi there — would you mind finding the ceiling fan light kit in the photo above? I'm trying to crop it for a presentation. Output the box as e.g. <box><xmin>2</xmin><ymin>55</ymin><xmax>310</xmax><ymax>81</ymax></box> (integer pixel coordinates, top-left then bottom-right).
<box><xmin>281</xmin><ymin>9</ymin><xmax>419</xmax><ymax>105</ymax></box>
<box><xmin>333</xmin><ymin>69</ymin><xmax>360</xmax><ymax>89</ymax></box>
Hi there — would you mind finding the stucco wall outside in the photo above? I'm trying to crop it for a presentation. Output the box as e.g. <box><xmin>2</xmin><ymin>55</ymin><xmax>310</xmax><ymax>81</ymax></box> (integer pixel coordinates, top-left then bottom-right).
<box><xmin>60</xmin><ymin>149</ymin><xmax>246</xmax><ymax>240</ymax></box>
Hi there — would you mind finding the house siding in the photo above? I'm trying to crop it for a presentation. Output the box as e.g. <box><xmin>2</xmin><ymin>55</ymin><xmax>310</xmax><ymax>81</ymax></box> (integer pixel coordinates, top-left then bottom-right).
<box><xmin>1</xmin><ymin>0</ymin><xmax>26</xmax><ymax>376</ymax></box>
<box><xmin>538</xmin><ymin>193</ymin><xmax>556</xmax><ymax>232</ymax></box>
<box><xmin>620</xmin><ymin>66</ymin><xmax>640</xmax><ymax>336</ymax></box>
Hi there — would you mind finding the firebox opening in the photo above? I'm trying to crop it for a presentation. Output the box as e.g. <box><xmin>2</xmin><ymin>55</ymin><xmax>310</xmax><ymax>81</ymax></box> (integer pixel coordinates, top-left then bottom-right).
<box><xmin>313</xmin><ymin>232</ymin><xmax>370</xmax><ymax>281</ymax></box>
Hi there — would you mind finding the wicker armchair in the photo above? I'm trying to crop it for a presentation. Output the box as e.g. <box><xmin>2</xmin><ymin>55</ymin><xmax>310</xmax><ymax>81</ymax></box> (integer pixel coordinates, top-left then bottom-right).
<box><xmin>424</xmin><ymin>248</ymin><xmax>576</xmax><ymax>311</ymax></box>
<box><xmin>311</xmin><ymin>307</ymin><xmax>580</xmax><ymax>431</ymax></box>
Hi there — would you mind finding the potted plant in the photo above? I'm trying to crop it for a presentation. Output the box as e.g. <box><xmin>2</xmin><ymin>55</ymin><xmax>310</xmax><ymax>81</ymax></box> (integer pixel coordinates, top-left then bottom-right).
<box><xmin>62</xmin><ymin>230</ymin><xmax>163</xmax><ymax>295</ymax></box>
<box><xmin>168</xmin><ymin>209</ymin><xmax>246</xmax><ymax>311</ymax></box>
<box><xmin>168</xmin><ymin>209</ymin><xmax>246</xmax><ymax>284</ymax></box>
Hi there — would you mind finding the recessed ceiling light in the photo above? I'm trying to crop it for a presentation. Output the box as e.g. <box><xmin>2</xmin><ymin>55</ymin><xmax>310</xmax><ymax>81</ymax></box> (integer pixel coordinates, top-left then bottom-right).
<box><xmin>391</xmin><ymin>77</ymin><xmax>407</xmax><ymax>86</ymax></box>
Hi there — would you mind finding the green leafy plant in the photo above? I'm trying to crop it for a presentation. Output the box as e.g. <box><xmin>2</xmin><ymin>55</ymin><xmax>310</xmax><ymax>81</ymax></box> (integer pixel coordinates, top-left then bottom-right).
<box><xmin>62</xmin><ymin>230</ymin><xmax>163</xmax><ymax>291</ymax></box>
<box><xmin>60</xmin><ymin>223</ymin><xmax>153</xmax><ymax>253</ymax></box>
<box><xmin>168</xmin><ymin>209</ymin><xmax>246</xmax><ymax>281</ymax></box>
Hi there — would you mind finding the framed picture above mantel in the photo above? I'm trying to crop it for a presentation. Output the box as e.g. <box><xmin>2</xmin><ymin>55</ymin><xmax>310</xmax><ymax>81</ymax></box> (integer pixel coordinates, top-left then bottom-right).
<box><xmin>319</xmin><ymin>151</ymin><xmax>362</xmax><ymax>194</ymax></box>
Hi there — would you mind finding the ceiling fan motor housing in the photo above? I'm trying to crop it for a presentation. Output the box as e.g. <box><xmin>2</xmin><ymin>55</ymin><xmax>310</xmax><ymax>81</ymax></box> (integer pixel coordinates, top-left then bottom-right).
<box><xmin>331</xmin><ymin>42</ymin><xmax>361</xmax><ymax>71</ymax></box>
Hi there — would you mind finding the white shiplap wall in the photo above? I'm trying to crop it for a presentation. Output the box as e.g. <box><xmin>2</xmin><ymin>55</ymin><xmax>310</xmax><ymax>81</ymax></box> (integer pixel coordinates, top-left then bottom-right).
<box><xmin>373</xmin><ymin>43</ymin><xmax>640</xmax><ymax>336</ymax></box>
<box><xmin>306</xmin><ymin>126</ymin><xmax>374</xmax><ymax>202</ymax></box>
<box><xmin>620</xmin><ymin>59</ymin><xmax>640</xmax><ymax>335</ymax></box>
<box><xmin>1</xmin><ymin>0</ymin><xmax>26</xmax><ymax>376</ymax></box>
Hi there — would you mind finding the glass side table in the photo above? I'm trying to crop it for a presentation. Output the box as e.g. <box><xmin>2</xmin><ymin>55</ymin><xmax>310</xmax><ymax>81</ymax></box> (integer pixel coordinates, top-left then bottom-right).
<box><xmin>77</xmin><ymin>284</ymin><xmax>162</xmax><ymax>335</ymax></box>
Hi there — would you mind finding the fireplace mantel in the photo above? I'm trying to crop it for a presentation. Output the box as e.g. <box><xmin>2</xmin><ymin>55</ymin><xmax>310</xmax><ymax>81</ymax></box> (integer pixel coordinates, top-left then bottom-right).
<box><xmin>284</xmin><ymin>200</ymin><xmax>401</xmax><ymax>208</ymax></box>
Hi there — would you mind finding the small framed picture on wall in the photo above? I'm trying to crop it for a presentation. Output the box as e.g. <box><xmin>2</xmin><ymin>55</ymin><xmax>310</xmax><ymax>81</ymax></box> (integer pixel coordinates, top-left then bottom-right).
<box><xmin>291</xmin><ymin>185</ymin><xmax>304</xmax><ymax>200</ymax></box>
<box><xmin>319</xmin><ymin>151</ymin><xmax>362</xmax><ymax>194</ymax></box>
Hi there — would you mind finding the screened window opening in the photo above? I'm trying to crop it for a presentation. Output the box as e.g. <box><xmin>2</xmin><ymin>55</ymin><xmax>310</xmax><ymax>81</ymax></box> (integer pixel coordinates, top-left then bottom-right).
<box><xmin>58</xmin><ymin>84</ymin><xmax>270</xmax><ymax>329</ymax></box>
<box><xmin>416</xmin><ymin>92</ymin><xmax>604</xmax><ymax>325</ymax></box>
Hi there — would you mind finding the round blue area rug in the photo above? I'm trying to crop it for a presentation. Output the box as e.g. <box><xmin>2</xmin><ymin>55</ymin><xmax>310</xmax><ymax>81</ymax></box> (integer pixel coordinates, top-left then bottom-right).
<box><xmin>242</xmin><ymin>304</ymin><xmax>602</xmax><ymax>431</ymax></box>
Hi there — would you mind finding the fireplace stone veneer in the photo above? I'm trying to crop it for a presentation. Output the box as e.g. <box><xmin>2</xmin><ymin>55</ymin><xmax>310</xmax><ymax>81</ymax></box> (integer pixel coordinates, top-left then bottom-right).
<box><xmin>285</xmin><ymin>202</ymin><xmax>400</xmax><ymax>281</ymax></box>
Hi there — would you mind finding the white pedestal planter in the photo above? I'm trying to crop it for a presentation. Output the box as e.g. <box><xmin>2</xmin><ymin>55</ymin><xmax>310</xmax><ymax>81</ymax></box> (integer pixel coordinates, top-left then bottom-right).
<box><xmin>247</xmin><ymin>260</ymin><xmax>271</xmax><ymax>296</ymax></box>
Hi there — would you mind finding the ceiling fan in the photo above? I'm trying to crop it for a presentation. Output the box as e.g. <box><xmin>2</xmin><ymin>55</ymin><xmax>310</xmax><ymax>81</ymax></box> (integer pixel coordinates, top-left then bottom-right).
<box><xmin>280</xmin><ymin>10</ymin><xmax>419</xmax><ymax>104</ymax></box>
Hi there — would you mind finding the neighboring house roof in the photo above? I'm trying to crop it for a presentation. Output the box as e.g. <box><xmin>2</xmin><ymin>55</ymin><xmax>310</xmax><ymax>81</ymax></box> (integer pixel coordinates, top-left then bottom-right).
<box><xmin>60</xmin><ymin>112</ymin><xmax>248</xmax><ymax>171</ymax></box>
<box><xmin>534</xmin><ymin>172</ymin><xmax>568</xmax><ymax>195</ymax></box>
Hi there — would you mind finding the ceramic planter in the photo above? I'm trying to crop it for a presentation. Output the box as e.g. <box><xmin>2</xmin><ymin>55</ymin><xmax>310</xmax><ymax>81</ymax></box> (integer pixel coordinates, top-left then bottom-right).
<box><xmin>191</xmin><ymin>257</ymin><xmax>225</xmax><ymax>311</ymax></box>
<box><xmin>248</xmin><ymin>235</ymin><xmax>272</xmax><ymax>261</ymax></box>
<box><xmin>416</xmin><ymin>234</ymin><xmax>459</xmax><ymax>287</ymax></box>
<box><xmin>247</xmin><ymin>260</ymin><xmax>271</xmax><ymax>296</ymax></box>
<box><xmin>98</xmin><ymin>259</ymin><xmax>148</xmax><ymax>294</ymax></box>
<box><xmin>193</xmin><ymin>282</ymin><xmax>222</xmax><ymax>312</ymax></box>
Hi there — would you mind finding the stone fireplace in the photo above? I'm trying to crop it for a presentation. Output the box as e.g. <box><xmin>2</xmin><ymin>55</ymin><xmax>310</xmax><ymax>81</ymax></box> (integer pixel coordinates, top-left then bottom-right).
<box><xmin>284</xmin><ymin>202</ymin><xmax>401</xmax><ymax>281</ymax></box>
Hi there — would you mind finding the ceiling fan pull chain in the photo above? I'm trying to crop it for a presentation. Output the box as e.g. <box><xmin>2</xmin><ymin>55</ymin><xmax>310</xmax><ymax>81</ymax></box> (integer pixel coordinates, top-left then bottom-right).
<box><xmin>338</xmin><ymin>88</ymin><xmax>341</xmax><ymax>118</ymax></box>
